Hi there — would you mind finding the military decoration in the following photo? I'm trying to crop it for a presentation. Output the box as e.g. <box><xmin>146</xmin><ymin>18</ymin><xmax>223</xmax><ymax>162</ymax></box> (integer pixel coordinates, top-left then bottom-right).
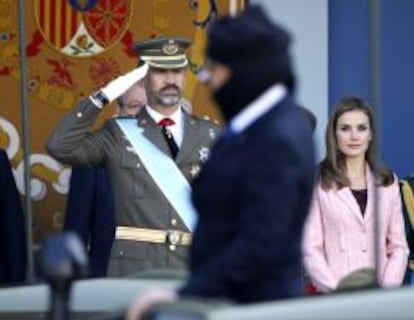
<box><xmin>162</xmin><ymin>39</ymin><xmax>179</xmax><ymax>55</ymax></box>
<box><xmin>190</xmin><ymin>164</ymin><xmax>201</xmax><ymax>178</ymax></box>
<box><xmin>209</xmin><ymin>128</ymin><xmax>216</xmax><ymax>140</ymax></box>
<box><xmin>198</xmin><ymin>146</ymin><xmax>209</xmax><ymax>162</ymax></box>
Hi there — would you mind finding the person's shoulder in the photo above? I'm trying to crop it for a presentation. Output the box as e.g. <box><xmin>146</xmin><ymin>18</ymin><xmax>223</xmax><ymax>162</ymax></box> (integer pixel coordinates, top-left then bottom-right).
<box><xmin>103</xmin><ymin>115</ymin><xmax>136</xmax><ymax>128</ymax></box>
<box><xmin>371</xmin><ymin>164</ymin><xmax>397</xmax><ymax>187</ymax></box>
<box><xmin>187</xmin><ymin>114</ymin><xmax>222</xmax><ymax>141</ymax></box>
<box><xmin>189</xmin><ymin>114</ymin><xmax>221</xmax><ymax>129</ymax></box>
<box><xmin>102</xmin><ymin>118</ymin><xmax>116</xmax><ymax>130</ymax></box>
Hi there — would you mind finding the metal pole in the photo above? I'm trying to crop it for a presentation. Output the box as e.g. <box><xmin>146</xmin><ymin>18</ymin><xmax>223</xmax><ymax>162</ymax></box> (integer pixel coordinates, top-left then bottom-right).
<box><xmin>370</xmin><ymin>0</ymin><xmax>381</xmax><ymax>287</ymax></box>
<box><xmin>17</xmin><ymin>0</ymin><xmax>34</xmax><ymax>283</ymax></box>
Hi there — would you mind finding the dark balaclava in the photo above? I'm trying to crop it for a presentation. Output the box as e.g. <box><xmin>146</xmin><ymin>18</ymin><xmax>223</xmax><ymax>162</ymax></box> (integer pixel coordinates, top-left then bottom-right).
<box><xmin>206</xmin><ymin>5</ymin><xmax>295</xmax><ymax>121</ymax></box>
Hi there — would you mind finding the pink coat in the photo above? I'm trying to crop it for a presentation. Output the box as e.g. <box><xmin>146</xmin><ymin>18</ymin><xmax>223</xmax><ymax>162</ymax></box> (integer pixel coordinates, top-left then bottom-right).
<box><xmin>303</xmin><ymin>168</ymin><xmax>409</xmax><ymax>292</ymax></box>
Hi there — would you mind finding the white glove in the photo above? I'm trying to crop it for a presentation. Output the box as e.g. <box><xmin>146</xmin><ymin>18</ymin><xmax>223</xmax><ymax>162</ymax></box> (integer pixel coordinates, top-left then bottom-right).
<box><xmin>101</xmin><ymin>63</ymin><xmax>149</xmax><ymax>103</ymax></box>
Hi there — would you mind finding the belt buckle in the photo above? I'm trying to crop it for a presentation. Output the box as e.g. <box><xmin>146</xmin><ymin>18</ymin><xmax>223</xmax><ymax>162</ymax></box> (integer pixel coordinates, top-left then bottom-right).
<box><xmin>166</xmin><ymin>230</ymin><xmax>181</xmax><ymax>248</ymax></box>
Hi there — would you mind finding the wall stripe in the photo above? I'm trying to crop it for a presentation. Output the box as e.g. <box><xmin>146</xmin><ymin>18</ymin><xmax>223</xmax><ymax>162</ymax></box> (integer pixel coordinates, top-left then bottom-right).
<box><xmin>60</xmin><ymin>0</ymin><xmax>66</xmax><ymax>47</ymax></box>
<box><xmin>49</xmin><ymin>0</ymin><xmax>56</xmax><ymax>45</ymax></box>
<box><xmin>39</xmin><ymin>0</ymin><xmax>45</xmax><ymax>30</ymax></box>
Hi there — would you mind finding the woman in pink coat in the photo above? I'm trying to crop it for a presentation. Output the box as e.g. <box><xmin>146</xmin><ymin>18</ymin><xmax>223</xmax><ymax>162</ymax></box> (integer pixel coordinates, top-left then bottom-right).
<box><xmin>303</xmin><ymin>96</ymin><xmax>409</xmax><ymax>293</ymax></box>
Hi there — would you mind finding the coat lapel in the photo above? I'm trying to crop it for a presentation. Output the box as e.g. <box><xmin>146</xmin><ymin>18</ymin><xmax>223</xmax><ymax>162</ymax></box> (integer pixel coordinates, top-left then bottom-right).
<box><xmin>136</xmin><ymin>108</ymin><xmax>171</xmax><ymax>157</ymax></box>
<box><xmin>175</xmin><ymin>113</ymin><xmax>201</xmax><ymax>164</ymax></box>
<box><xmin>336</xmin><ymin>164</ymin><xmax>375</xmax><ymax>224</ymax></box>
<box><xmin>336</xmin><ymin>186</ymin><xmax>365</xmax><ymax>224</ymax></box>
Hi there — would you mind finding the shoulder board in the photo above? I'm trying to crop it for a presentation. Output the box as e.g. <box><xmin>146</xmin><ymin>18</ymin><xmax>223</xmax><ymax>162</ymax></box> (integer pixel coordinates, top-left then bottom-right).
<box><xmin>191</xmin><ymin>114</ymin><xmax>221</xmax><ymax>125</ymax></box>
<box><xmin>115</xmin><ymin>115</ymin><xmax>136</xmax><ymax>119</ymax></box>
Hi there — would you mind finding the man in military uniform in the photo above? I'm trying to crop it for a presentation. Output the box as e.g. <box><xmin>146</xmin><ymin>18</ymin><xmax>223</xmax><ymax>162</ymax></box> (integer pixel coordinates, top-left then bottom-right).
<box><xmin>47</xmin><ymin>36</ymin><xmax>220</xmax><ymax>277</ymax></box>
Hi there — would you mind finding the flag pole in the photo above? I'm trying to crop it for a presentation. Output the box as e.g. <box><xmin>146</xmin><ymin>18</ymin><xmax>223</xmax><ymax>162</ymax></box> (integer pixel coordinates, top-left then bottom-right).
<box><xmin>370</xmin><ymin>0</ymin><xmax>381</xmax><ymax>288</ymax></box>
<box><xmin>17</xmin><ymin>0</ymin><xmax>35</xmax><ymax>283</ymax></box>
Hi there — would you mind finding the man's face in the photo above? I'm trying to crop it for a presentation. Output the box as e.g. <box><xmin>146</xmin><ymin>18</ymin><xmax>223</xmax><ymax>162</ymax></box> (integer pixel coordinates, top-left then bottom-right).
<box><xmin>145</xmin><ymin>67</ymin><xmax>186</xmax><ymax>107</ymax></box>
<box><xmin>118</xmin><ymin>82</ymin><xmax>147</xmax><ymax>116</ymax></box>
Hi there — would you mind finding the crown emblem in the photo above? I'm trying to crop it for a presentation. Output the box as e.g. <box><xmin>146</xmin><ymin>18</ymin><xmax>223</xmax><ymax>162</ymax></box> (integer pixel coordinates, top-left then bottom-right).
<box><xmin>162</xmin><ymin>39</ymin><xmax>179</xmax><ymax>55</ymax></box>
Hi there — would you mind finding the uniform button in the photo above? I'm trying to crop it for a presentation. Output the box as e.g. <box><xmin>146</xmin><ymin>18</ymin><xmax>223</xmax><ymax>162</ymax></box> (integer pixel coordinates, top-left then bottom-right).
<box><xmin>119</xmin><ymin>251</ymin><xmax>124</xmax><ymax>257</ymax></box>
<box><xmin>136</xmin><ymin>163</ymin><xmax>141</xmax><ymax>168</ymax></box>
<box><xmin>76</xmin><ymin>112</ymin><xmax>82</xmax><ymax>118</ymax></box>
<box><xmin>171</xmin><ymin>219</ymin><xmax>177</xmax><ymax>226</ymax></box>
<box><xmin>169</xmin><ymin>244</ymin><xmax>176</xmax><ymax>251</ymax></box>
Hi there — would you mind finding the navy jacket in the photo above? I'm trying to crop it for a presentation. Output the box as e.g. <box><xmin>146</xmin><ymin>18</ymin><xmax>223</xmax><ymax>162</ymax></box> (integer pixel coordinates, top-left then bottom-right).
<box><xmin>180</xmin><ymin>96</ymin><xmax>315</xmax><ymax>303</ymax></box>
<box><xmin>64</xmin><ymin>165</ymin><xmax>115</xmax><ymax>277</ymax></box>
<box><xmin>0</xmin><ymin>149</ymin><xmax>26</xmax><ymax>284</ymax></box>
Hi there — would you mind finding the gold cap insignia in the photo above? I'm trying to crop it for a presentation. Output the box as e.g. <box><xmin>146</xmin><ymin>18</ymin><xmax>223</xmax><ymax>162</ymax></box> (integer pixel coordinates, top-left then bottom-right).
<box><xmin>162</xmin><ymin>39</ymin><xmax>179</xmax><ymax>55</ymax></box>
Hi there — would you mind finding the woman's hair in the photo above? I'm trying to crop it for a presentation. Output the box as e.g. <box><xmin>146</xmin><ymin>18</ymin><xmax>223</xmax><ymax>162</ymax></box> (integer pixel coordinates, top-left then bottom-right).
<box><xmin>319</xmin><ymin>96</ymin><xmax>394</xmax><ymax>190</ymax></box>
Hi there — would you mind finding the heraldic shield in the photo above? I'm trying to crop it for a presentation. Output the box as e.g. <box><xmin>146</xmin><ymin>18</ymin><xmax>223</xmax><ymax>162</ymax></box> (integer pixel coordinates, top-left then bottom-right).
<box><xmin>34</xmin><ymin>0</ymin><xmax>133</xmax><ymax>57</ymax></box>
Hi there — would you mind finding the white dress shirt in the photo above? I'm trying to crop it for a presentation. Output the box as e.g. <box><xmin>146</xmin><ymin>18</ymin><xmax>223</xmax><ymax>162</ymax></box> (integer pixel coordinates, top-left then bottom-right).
<box><xmin>145</xmin><ymin>106</ymin><xmax>184</xmax><ymax>147</ymax></box>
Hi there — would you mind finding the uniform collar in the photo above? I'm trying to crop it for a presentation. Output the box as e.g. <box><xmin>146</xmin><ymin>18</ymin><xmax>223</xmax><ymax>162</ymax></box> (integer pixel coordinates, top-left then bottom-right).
<box><xmin>229</xmin><ymin>84</ymin><xmax>286</xmax><ymax>134</ymax></box>
<box><xmin>145</xmin><ymin>105</ymin><xmax>183</xmax><ymax>127</ymax></box>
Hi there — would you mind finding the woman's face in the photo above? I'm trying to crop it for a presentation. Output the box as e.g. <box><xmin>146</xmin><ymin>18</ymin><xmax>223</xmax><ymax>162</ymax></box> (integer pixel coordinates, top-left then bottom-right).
<box><xmin>335</xmin><ymin>110</ymin><xmax>372</xmax><ymax>158</ymax></box>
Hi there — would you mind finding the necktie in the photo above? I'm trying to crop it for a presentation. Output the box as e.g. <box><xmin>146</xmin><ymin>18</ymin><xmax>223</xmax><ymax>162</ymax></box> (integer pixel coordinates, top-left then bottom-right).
<box><xmin>158</xmin><ymin>118</ymin><xmax>179</xmax><ymax>159</ymax></box>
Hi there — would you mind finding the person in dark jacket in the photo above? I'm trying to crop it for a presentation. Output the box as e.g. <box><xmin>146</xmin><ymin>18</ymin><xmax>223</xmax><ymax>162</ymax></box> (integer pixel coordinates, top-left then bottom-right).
<box><xmin>0</xmin><ymin>149</ymin><xmax>26</xmax><ymax>285</ymax></box>
<box><xmin>64</xmin><ymin>81</ymin><xmax>147</xmax><ymax>277</ymax></box>
<box><xmin>127</xmin><ymin>5</ymin><xmax>315</xmax><ymax>318</ymax></box>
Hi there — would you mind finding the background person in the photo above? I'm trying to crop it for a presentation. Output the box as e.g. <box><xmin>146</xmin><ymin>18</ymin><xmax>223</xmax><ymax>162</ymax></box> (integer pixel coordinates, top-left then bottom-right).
<box><xmin>303</xmin><ymin>96</ymin><xmax>409</xmax><ymax>293</ymax></box>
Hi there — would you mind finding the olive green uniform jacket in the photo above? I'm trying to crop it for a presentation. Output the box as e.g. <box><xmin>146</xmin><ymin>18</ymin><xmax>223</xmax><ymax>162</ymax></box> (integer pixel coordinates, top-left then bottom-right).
<box><xmin>47</xmin><ymin>98</ymin><xmax>220</xmax><ymax>277</ymax></box>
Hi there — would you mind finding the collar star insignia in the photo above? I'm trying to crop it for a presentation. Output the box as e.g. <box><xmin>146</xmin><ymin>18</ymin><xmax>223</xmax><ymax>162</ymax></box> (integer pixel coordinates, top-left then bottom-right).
<box><xmin>190</xmin><ymin>164</ymin><xmax>200</xmax><ymax>178</ymax></box>
<box><xmin>209</xmin><ymin>128</ymin><xmax>216</xmax><ymax>139</ymax></box>
<box><xmin>125</xmin><ymin>145</ymin><xmax>138</xmax><ymax>155</ymax></box>
<box><xmin>198</xmin><ymin>146</ymin><xmax>209</xmax><ymax>162</ymax></box>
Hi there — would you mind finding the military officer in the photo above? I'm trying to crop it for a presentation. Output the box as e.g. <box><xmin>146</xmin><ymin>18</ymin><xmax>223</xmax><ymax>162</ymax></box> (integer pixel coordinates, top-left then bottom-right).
<box><xmin>47</xmin><ymin>36</ymin><xmax>220</xmax><ymax>277</ymax></box>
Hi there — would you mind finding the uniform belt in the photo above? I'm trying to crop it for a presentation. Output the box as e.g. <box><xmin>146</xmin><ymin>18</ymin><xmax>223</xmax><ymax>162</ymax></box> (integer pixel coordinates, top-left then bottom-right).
<box><xmin>115</xmin><ymin>226</ymin><xmax>192</xmax><ymax>246</ymax></box>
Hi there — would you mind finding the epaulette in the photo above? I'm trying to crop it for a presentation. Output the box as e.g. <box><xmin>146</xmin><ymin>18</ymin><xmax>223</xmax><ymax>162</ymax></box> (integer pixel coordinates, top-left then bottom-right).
<box><xmin>192</xmin><ymin>114</ymin><xmax>221</xmax><ymax>126</ymax></box>
<box><xmin>115</xmin><ymin>115</ymin><xmax>136</xmax><ymax>119</ymax></box>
